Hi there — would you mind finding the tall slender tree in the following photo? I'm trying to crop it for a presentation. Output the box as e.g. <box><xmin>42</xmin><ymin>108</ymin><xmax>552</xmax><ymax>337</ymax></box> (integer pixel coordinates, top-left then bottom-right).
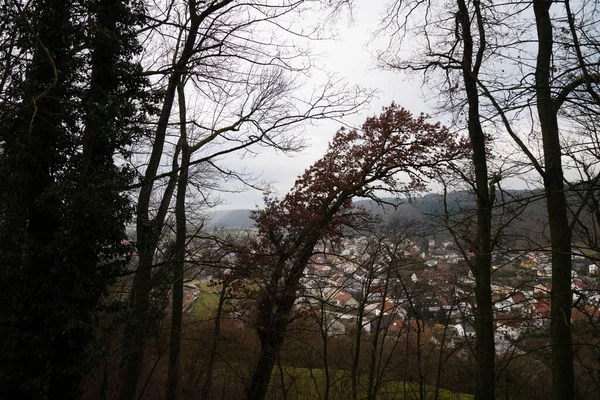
<box><xmin>378</xmin><ymin>2</ymin><xmax>498</xmax><ymax>397</ymax></box>
<box><xmin>378</xmin><ymin>1</ymin><xmax>600</xmax><ymax>398</ymax></box>
<box><xmin>533</xmin><ymin>1</ymin><xmax>573</xmax><ymax>397</ymax></box>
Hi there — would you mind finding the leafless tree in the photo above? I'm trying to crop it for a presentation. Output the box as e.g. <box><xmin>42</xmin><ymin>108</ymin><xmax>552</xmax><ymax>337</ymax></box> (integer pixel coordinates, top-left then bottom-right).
<box><xmin>376</xmin><ymin>1</ymin><xmax>600</xmax><ymax>398</ymax></box>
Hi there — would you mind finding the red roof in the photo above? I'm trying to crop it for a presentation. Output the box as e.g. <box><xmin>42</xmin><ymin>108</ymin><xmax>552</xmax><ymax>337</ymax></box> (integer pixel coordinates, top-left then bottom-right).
<box><xmin>336</xmin><ymin>292</ymin><xmax>352</xmax><ymax>305</ymax></box>
<box><xmin>438</xmin><ymin>263</ymin><xmax>451</xmax><ymax>271</ymax></box>
<box><xmin>511</xmin><ymin>293</ymin><xmax>527</xmax><ymax>304</ymax></box>
<box><xmin>531</xmin><ymin>300</ymin><xmax>551</xmax><ymax>317</ymax></box>
<box><xmin>572</xmin><ymin>305</ymin><xmax>600</xmax><ymax>321</ymax></box>
<box><xmin>574</xmin><ymin>280</ymin><xmax>587</xmax><ymax>289</ymax></box>
<box><xmin>388</xmin><ymin>319</ymin><xmax>405</xmax><ymax>333</ymax></box>
<box><xmin>386</xmin><ymin>319</ymin><xmax>432</xmax><ymax>337</ymax></box>
<box><xmin>375</xmin><ymin>301</ymin><xmax>397</xmax><ymax>314</ymax></box>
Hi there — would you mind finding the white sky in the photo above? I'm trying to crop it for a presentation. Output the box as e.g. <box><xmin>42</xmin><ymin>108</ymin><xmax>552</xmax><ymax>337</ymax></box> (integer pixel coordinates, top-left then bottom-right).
<box><xmin>207</xmin><ymin>0</ymin><xmax>596</xmax><ymax>211</ymax></box>
<box><xmin>213</xmin><ymin>1</ymin><xmax>432</xmax><ymax>210</ymax></box>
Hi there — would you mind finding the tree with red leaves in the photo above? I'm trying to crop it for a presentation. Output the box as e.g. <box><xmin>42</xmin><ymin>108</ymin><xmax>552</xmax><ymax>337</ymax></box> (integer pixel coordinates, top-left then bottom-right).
<box><xmin>239</xmin><ymin>103</ymin><xmax>469</xmax><ymax>400</ymax></box>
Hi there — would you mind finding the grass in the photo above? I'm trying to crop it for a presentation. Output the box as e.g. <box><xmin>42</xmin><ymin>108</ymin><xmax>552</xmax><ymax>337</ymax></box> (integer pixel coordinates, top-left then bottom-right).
<box><xmin>185</xmin><ymin>282</ymin><xmax>473</xmax><ymax>400</ymax></box>
<box><xmin>189</xmin><ymin>281</ymin><xmax>221</xmax><ymax>319</ymax></box>
<box><xmin>267</xmin><ymin>366</ymin><xmax>474</xmax><ymax>400</ymax></box>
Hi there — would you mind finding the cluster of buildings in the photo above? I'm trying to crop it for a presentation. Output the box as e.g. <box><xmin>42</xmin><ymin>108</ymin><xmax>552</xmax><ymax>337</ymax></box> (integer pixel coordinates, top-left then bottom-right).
<box><xmin>183</xmin><ymin>233</ymin><xmax>600</xmax><ymax>355</ymax></box>
<box><xmin>290</xmin><ymin>237</ymin><xmax>600</xmax><ymax>353</ymax></box>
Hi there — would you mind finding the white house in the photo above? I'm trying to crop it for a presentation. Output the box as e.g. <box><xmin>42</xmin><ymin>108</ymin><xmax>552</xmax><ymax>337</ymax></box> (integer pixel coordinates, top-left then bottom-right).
<box><xmin>453</xmin><ymin>323</ymin><xmax>476</xmax><ymax>339</ymax></box>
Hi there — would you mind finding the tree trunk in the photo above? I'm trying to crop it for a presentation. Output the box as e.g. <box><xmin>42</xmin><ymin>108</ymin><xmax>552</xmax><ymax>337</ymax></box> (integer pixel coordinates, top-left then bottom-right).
<box><xmin>119</xmin><ymin>159</ymin><xmax>179</xmax><ymax>399</ymax></box>
<box><xmin>319</xmin><ymin>302</ymin><xmax>331</xmax><ymax>400</ymax></box>
<box><xmin>119</xmin><ymin>68</ymin><xmax>180</xmax><ymax>400</ymax></box>
<box><xmin>533</xmin><ymin>2</ymin><xmax>574</xmax><ymax>399</ymax></box>
<box><xmin>416</xmin><ymin>316</ymin><xmax>424</xmax><ymax>400</ymax></box>
<box><xmin>247</xmin><ymin>330</ymin><xmax>285</xmax><ymax>400</ymax></box>
<box><xmin>456</xmin><ymin>1</ymin><xmax>496</xmax><ymax>399</ymax></box>
<box><xmin>166</xmin><ymin>81</ymin><xmax>190</xmax><ymax>400</ymax></box>
<box><xmin>201</xmin><ymin>280</ymin><xmax>228</xmax><ymax>400</ymax></box>
<box><xmin>247</xmin><ymin>242</ymin><xmax>317</xmax><ymax>400</ymax></box>
<box><xmin>367</xmin><ymin>268</ymin><xmax>391</xmax><ymax>400</ymax></box>
<box><xmin>118</xmin><ymin>2</ymin><xmax>216</xmax><ymax>395</ymax></box>
<box><xmin>247</xmin><ymin>267</ymin><xmax>307</xmax><ymax>400</ymax></box>
<box><xmin>352</xmin><ymin>293</ymin><xmax>368</xmax><ymax>400</ymax></box>
<box><xmin>433</xmin><ymin>312</ymin><xmax>450</xmax><ymax>400</ymax></box>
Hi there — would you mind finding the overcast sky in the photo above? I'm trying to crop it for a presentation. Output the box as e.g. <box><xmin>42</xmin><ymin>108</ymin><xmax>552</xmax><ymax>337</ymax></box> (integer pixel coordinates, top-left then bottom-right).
<box><xmin>213</xmin><ymin>2</ymin><xmax>432</xmax><ymax>211</ymax></box>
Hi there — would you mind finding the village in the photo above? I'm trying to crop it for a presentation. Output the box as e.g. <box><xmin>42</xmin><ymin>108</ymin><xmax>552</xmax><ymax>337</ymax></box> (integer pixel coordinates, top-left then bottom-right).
<box><xmin>231</xmin><ymin>235</ymin><xmax>600</xmax><ymax>354</ymax></box>
<box><xmin>286</xmin><ymin>238</ymin><xmax>600</xmax><ymax>351</ymax></box>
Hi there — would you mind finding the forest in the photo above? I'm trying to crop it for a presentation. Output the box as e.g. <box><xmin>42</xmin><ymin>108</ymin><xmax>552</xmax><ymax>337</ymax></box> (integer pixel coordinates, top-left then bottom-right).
<box><xmin>1</xmin><ymin>1</ymin><xmax>600</xmax><ymax>400</ymax></box>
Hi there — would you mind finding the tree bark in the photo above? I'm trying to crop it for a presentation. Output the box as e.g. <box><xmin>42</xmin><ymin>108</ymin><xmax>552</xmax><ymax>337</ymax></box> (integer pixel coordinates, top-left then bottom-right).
<box><xmin>119</xmin><ymin>70</ymin><xmax>181</xmax><ymax>400</ymax></box>
<box><xmin>319</xmin><ymin>301</ymin><xmax>331</xmax><ymax>400</ymax></box>
<box><xmin>533</xmin><ymin>2</ymin><xmax>574</xmax><ymax>399</ymax></box>
<box><xmin>246</xmin><ymin>240</ymin><xmax>318</xmax><ymax>400</ymax></box>
<box><xmin>352</xmin><ymin>276</ymin><xmax>371</xmax><ymax>400</ymax></box>
<box><xmin>118</xmin><ymin>2</ymin><xmax>211</xmax><ymax>396</ymax></box>
<box><xmin>247</xmin><ymin>325</ymin><xmax>288</xmax><ymax>400</ymax></box>
<box><xmin>455</xmin><ymin>1</ymin><xmax>496</xmax><ymax>399</ymax></box>
<box><xmin>351</xmin><ymin>307</ymin><xmax>364</xmax><ymax>400</ymax></box>
<box><xmin>166</xmin><ymin>81</ymin><xmax>190</xmax><ymax>400</ymax></box>
<box><xmin>201</xmin><ymin>280</ymin><xmax>228</xmax><ymax>400</ymax></box>
<box><xmin>367</xmin><ymin>267</ymin><xmax>391</xmax><ymax>400</ymax></box>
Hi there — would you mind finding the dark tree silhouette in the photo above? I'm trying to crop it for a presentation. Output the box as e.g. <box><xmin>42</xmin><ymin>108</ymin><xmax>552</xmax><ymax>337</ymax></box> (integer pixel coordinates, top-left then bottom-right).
<box><xmin>0</xmin><ymin>0</ymin><xmax>150</xmax><ymax>398</ymax></box>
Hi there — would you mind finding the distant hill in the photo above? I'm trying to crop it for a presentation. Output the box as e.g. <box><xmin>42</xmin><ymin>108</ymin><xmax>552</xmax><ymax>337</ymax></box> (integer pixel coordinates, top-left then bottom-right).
<box><xmin>353</xmin><ymin>190</ymin><xmax>553</xmax><ymax>248</ymax></box>
<box><xmin>205</xmin><ymin>190</ymin><xmax>551</xmax><ymax>247</ymax></box>
<box><xmin>206</xmin><ymin>209</ymin><xmax>255</xmax><ymax>230</ymax></box>
<box><xmin>205</xmin><ymin>192</ymin><xmax>475</xmax><ymax>231</ymax></box>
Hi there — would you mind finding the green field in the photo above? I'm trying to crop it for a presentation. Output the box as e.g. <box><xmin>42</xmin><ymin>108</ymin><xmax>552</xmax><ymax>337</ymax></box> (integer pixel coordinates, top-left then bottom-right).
<box><xmin>188</xmin><ymin>281</ymin><xmax>221</xmax><ymax>319</ymax></box>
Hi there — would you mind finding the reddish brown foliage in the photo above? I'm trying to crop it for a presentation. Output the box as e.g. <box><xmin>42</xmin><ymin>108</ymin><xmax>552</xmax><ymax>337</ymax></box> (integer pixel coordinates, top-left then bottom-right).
<box><xmin>245</xmin><ymin>103</ymin><xmax>468</xmax><ymax>267</ymax></box>
<box><xmin>239</xmin><ymin>103</ymin><xmax>469</xmax><ymax>399</ymax></box>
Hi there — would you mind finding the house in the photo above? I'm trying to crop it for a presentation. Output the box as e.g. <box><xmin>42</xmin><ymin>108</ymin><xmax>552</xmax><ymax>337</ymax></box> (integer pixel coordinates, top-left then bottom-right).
<box><xmin>437</xmin><ymin>263</ymin><xmax>452</xmax><ymax>272</ymax></box>
<box><xmin>428</xmin><ymin>238</ymin><xmax>436</xmax><ymax>248</ymax></box>
<box><xmin>453</xmin><ymin>322</ymin><xmax>476</xmax><ymax>340</ymax></box>
<box><xmin>335</xmin><ymin>292</ymin><xmax>359</xmax><ymax>309</ymax></box>
<box><xmin>533</xmin><ymin>282</ymin><xmax>552</xmax><ymax>296</ymax></box>
<box><xmin>320</xmin><ymin>314</ymin><xmax>346</xmax><ymax>336</ymax></box>
<box><xmin>442</xmin><ymin>240</ymin><xmax>454</xmax><ymax>249</ymax></box>
<box><xmin>387</xmin><ymin>319</ymin><xmax>406</xmax><ymax>334</ymax></box>
<box><xmin>510</xmin><ymin>293</ymin><xmax>527</xmax><ymax>309</ymax></box>
<box><xmin>496</xmin><ymin>315</ymin><xmax>522</xmax><ymax>340</ymax></box>
<box><xmin>359</xmin><ymin>317</ymin><xmax>373</xmax><ymax>333</ymax></box>
<box><xmin>379</xmin><ymin>319</ymin><xmax>433</xmax><ymax>340</ymax></box>
<box><xmin>529</xmin><ymin>300</ymin><xmax>551</xmax><ymax>328</ymax></box>
<box><xmin>364</xmin><ymin>300</ymin><xmax>403</xmax><ymax>317</ymax></box>
<box><xmin>572</xmin><ymin>279</ymin><xmax>587</xmax><ymax>291</ymax></box>
<box><xmin>537</xmin><ymin>264</ymin><xmax>552</xmax><ymax>278</ymax></box>
<box><xmin>494</xmin><ymin>295</ymin><xmax>513</xmax><ymax>312</ymax></box>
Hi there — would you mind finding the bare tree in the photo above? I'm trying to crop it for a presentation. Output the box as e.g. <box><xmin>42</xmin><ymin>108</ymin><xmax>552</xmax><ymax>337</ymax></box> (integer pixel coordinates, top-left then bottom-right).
<box><xmin>377</xmin><ymin>1</ymin><xmax>499</xmax><ymax>397</ymax></box>
<box><xmin>377</xmin><ymin>1</ymin><xmax>600</xmax><ymax>399</ymax></box>
<box><xmin>119</xmin><ymin>1</ymin><xmax>370</xmax><ymax>398</ymax></box>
